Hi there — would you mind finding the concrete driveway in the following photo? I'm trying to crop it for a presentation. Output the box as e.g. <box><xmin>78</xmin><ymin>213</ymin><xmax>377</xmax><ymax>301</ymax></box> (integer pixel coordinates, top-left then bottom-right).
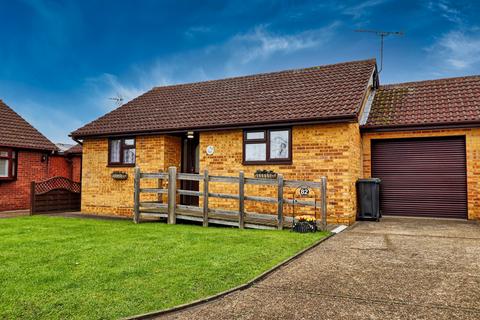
<box><xmin>160</xmin><ymin>217</ymin><xmax>480</xmax><ymax>320</ymax></box>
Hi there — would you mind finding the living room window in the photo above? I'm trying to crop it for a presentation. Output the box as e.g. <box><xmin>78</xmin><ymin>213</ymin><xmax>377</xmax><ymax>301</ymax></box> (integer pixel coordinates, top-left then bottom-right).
<box><xmin>108</xmin><ymin>138</ymin><xmax>136</xmax><ymax>166</ymax></box>
<box><xmin>243</xmin><ymin>128</ymin><xmax>292</xmax><ymax>164</ymax></box>
<box><xmin>0</xmin><ymin>148</ymin><xmax>17</xmax><ymax>180</ymax></box>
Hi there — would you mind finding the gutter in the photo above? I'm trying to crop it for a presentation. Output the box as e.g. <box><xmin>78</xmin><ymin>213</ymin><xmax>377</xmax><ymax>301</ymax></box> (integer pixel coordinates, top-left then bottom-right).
<box><xmin>72</xmin><ymin>137</ymin><xmax>83</xmax><ymax>146</ymax></box>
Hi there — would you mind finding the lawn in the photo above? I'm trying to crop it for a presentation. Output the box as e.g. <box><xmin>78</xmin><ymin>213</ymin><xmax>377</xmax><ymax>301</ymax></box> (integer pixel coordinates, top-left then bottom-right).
<box><xmin>0</xmin><ymin>216</ymin><xmax>328</xmax><ymax>319</ymax></box>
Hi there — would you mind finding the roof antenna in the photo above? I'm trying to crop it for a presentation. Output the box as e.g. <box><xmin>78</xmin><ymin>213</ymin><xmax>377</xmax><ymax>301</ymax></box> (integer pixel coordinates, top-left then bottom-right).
<box><xmin>355</xmin><ymin>30</ymin><xmax>404</xmax><ymax>73</ymax></box>
<box><xmin>109</xmin><ymin>94</ymin><xmax>124</xmax><ymax>107</ymax></box>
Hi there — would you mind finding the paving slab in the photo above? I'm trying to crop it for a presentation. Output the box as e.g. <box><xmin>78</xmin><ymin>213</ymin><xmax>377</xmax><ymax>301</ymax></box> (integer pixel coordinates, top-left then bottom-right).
<box><xmin>0</xmin><ymin>210</ymin><xmax>29</xmax><ymax>219</ymax></box>
<box><xmin>156</xmin><ymin>217</ymin><xmax>480</xmax><ymax>319</ymax></box>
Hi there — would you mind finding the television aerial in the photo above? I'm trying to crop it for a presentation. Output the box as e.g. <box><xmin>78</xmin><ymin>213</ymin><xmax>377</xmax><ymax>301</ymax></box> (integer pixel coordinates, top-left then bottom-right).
<box><xmin>355</xmin><ymin>29</ymin><xmax>404</xmax><ymax>73</ymax></box>
<box><xmin>109</xmin><ymin>94</ymin><xmax>124</xmax><ymax>107</ymax></box>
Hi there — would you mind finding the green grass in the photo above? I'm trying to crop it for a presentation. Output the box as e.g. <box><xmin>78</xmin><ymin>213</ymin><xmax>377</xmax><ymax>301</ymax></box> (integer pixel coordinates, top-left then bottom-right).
<box><xmin>0</xmin><ymin>216</ymin><xmax>328</xmax><ymax>319</ymax></box>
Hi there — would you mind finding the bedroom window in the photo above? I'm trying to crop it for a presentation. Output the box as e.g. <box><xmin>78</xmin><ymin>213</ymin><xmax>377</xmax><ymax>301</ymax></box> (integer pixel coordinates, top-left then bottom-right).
<box><xmin>243</xmin><ymin>128</ymin><xmax>292</xmax><ymax>164</ymax></box>
<box><xmin>0</xmin><ymin>148</ymin><xmax>17</xmax><ymax>180</ymax></box>
<box><xmin>108</xmin><ymin>138</ymin><xmax>136</xmax><ymax>166</ymax></box>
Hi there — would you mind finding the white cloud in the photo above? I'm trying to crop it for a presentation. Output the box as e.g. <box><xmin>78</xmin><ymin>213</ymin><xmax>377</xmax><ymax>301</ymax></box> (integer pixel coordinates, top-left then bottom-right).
<box><xmin>85</xmin><ymin>73</ymin><xmax>146</xmax><ymax>110</ymax></box>
<box><xmin>84</xmin><ymin>23</ymin><xmax>340</xmax><ymax>112</ymax></box>
<box><xmin>84</xmin><ymin>63</ymin><xmax>210</xmax><ymax>112</ymax></box>
<box><xmin>428</xmin><ymin>30</ymin><xmax>480</xmax><ymax>70</ymax></box>
<box><xmin>228</xmin><ymin>22</ymin><xmax>340</xmax><ymax>64</ymax></box>
<box><xmin>10</xmin><ymin>98</ymin><xmax>83</xmax><ymax>144</ymax></box>
<box><xmin>341</xmin><ymin>0</ymin><xmax>388</xmax><ymax>20</ymax></box>
<box><xmin>427</xmin><ymin>0</ymin><xmax>464</xmax><ymax>24</ymax></box>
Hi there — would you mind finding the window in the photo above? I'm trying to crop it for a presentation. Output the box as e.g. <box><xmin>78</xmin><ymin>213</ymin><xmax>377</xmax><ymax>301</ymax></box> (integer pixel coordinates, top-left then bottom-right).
<box><xmin>0</xmin><ymin>148</ymin><xmax>17</xmax><ymax>180</ymax></box>
<box><xmin>109</xmin><ymin>138</ymin><xmax>136</xmax><ymax>166</ymax></box>
<box><xmin>243</xmin><ymin>128</ymin><xmax>291</xmax><ymax>164</ymax></box>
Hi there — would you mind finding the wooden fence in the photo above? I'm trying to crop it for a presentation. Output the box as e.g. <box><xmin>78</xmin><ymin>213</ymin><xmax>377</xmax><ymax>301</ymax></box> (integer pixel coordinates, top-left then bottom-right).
<box><xmin>30</xmin><ymin>176</ymin><xmax>81</xmax><ymax>214</ymax></box>
<box><xmin>133</xmin><ymin>167</ymin><xmax>327</xmax><ymax>230</ymax></box>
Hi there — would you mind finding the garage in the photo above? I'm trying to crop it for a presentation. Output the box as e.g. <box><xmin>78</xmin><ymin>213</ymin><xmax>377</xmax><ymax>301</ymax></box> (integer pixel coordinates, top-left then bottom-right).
<box><xmin>371</xmin><ymin>136</ymin><xmax>467</xmax><ymax>219</ymax></box>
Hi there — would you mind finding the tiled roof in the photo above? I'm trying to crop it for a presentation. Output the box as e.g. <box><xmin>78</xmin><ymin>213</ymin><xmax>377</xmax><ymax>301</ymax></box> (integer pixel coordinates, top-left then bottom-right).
<box><xmin>364</xmin><ymin>76</ymin><xmax>480</xmax><ymax>129</ymax></box>
<box><xmin>66</xmin><ymin>144</ymin><xmax>82</xmax><ymax>154</ymax></box>
<box><xmin>71</xmin><ymin>59</ymin><xmax>376</xmax><ymax>138</ymax></box>
<box><xmin>0</xmin><ymin>100</ymin><xmax>57</xmax><ymax>151</ymax></box>
<box><xmin>56</xmin><ymin>143</ymin><xmax>75</xmax><ymax>152</ymax></box>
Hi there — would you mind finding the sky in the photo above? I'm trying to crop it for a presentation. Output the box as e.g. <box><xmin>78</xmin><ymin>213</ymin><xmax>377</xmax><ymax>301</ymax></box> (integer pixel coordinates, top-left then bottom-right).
<box><xmin>1</xmin><ymin>0</ymin><xmax>480</xmax><ymax>143</ymax></box>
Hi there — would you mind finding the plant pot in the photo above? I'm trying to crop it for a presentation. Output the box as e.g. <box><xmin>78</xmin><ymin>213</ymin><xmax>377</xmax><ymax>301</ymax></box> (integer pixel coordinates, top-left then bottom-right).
<box><xmin>292</xmin><ymin>221</ymin><xmax>317</xmax><ymax>233</ymax></box>
<box><xmin>254</xmin><ymin>173</ymin><xmax>278</xmax><ymax>179</ymax></box>
<box><xmin>111</xmin><ymin>171</ymin><xmax>128</xmax><ymax>180</ymax></box>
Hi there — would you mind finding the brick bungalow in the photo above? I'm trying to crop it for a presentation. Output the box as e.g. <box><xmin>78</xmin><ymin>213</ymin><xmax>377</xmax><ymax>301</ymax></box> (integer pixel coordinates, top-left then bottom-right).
<box><xmin>0</xmin><ymin>100</ymin><xmax>82</xmax><ymax>212</ymax></box>
<box><xmin>71</xmin><ymin>59</ymin><xmax>480</xmax><ymax>224</ymax></box>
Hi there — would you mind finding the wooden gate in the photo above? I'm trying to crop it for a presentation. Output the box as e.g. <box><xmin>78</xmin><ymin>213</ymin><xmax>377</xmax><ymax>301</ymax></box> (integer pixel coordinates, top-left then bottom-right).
<box><xmin>30</xmin><ymin>177</ymin><xmax>81</xmax><ymax>214</ymax></box>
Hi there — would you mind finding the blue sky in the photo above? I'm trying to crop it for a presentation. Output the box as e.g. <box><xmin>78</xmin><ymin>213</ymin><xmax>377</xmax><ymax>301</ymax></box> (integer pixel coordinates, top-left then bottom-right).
<box><xmin>1</xmin><ymin>0</ymin><xmax>480</xmax><ymax>143</ymax></box>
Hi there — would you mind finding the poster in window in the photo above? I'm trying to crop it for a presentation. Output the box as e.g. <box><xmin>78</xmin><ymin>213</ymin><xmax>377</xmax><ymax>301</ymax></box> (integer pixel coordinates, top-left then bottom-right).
<box><xmin>270</xmin><ymin>130</ymin><xmax>289</xmax><ymax>159</ymax></box>
<box><xmin>245</xmin><ymin>143</ymin><xmax>266</xmax><ymax>161</ymax></box>
<box><xmin>123</xmin><ymin>148</ymin><xmax>136</xmax><ymax>164</ymax></box>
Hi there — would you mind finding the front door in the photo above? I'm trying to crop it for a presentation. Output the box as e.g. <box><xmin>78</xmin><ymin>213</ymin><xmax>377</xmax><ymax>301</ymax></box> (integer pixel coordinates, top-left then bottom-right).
<box><xmin>181</xmin><ymin>135</ymin><xmax>199</xmax><ymax>206</ymax></box>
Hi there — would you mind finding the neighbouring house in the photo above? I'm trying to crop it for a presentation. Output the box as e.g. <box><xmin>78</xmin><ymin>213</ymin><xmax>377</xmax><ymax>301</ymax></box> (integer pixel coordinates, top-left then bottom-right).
<box><xmin>64</xmin><ymin>144</ymin><xmax>82</xmax><ymax>182</ymax></box>
<box><xmin>0</xmin><ymin>100</ymin><xmax>82</xmax><ymax>212</ymax></box>
<box><xmin>50</xmin><ymin>143</ymin><xmax>83</xmax><ymax>183</ymax></box>
<box><xmin>71</xmin><ymin>59</ymin><xmax>480</xmax><ymax>224</ymax></box>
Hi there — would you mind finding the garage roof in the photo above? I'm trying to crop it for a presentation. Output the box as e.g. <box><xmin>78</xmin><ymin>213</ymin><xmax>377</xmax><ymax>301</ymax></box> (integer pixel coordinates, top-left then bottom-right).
<box><xmin>364</xmin><ymin>75</ymin><xmax>480</xmax><ymax>129</ymax></box>
<box><xmin>0</xmin><ymin>100</ymin><xmax>57</xmax><ymax>151</ymax></box>
<box><xmin>71</xmin><ymin>59</ymin><xmax>376</xmax><ymax>138</ymax></box>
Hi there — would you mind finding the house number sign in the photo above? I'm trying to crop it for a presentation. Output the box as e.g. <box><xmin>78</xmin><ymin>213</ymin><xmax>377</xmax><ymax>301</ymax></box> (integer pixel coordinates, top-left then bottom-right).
<box><xmin>299</xmin><ymin>187</ymin><xmax>310</xmax><ymax>196</ymax></box>
<box><xmin>206</xmin><ymin>145</ymin><xmax>215</xmax><ymax>155</ymax></box>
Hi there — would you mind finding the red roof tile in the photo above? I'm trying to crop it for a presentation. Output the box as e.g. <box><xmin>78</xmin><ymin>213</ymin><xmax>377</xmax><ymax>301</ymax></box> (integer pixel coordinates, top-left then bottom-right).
<box><xmin>71</xmin><ymin>59</ymin><xmax>376</xmax><ymax>138</ymax></box>
<box><xmin>66</xmin><ymin>144</ymin><xmax>82</xmax><ymax>154</ymax></box>
<box><xmin>364</xmin><ymin>76</ymin><xmax>480</xmax><ymax>129</ymax></box>
<box><xmin>0</xmin><ymin>100</ymin><xmax>57</xmax><ymax>151</ymax></box>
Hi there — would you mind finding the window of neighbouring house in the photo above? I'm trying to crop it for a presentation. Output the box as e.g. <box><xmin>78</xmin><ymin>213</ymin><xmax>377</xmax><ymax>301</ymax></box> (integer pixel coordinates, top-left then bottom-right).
<box><xmin>243</xmin><ymin>128</ymin><xmax>291</xmax><ymax>164</ymax></box>
<box><xmin>0</xmin><ymin>149</ymin><xmax>17</xmax><ymax>180</ymax></box>
<box><xmin>109</xmin><ymin>138</ymin><xmax>136</xmax><ymax>166</ymax></box>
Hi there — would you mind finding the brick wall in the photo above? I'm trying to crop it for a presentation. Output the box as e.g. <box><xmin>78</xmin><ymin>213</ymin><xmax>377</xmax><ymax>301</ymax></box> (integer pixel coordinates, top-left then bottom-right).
<box><xmin>71</xmin><ymin>156</ymin><xmax>82</xmax><ymax>182</ymax></box>
<box><xmin>200</xmin><ymin>123</ymin><xmax>362</xmax><ymax>224</ymax></box>
<box><xmin>0</xmin><ymin>151</ymin><xmax>48</xmax><ymax>211</ymax></box>
<box><xmin>80</xmin><ymin>123</ymin><xmax>362</xmax><ymax>224</ymax></box>
<box><xmin>48</xmin><ymin>155</ymin><xmax>72</xmax><ymax>178</ymax></box>
<box><xmin>362</xmin><ymin>128</ymin><xmax>480</xmax><ymax>220</ymax></box>
<box><xmin>0</xmin><ymin>150</ymin><xmax>83</xmax><ymax>212</ymax></box>
<box><xmin>81</xmin><ymin>135</ymin><xmax>181</xmax><ymax>216</ymax></box>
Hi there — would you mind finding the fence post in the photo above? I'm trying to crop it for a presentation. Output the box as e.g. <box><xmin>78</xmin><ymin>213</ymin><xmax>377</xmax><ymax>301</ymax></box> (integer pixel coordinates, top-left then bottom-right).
<box><xmin>168</xmin><ymin>166</ymin><xmax>177</xmax><ymax>224</ymax></box>
<box><xmin>158</xmin><ymin>169</ymin><xmax>163</xmax><ymax>204</ymax></box>
<box><xmin>321</xmin><ymin>176</ymin><xmax>327</xmax><ymax>231</ymax></box>
<box><xmin>133</xmin><ymin>167</ymin><xmax>141</xmax><ymax>223</ymax></box>
<box><xmin>30</xmin><ymin>181</ymin><xmax>35</xmax><ymax>215</ymax></box>
<box><xmin>238</xmin><ymin>171</ymin><xmax>245</xmax><ymax>229</ymax></box>
<box><xmin>277</xmin><ymin>174</ymin><xmax>284</xmax><ymax>230</ymax></box>
<box><xmin>203</xmin><ymin>169</ymin><xmax>209</xmax><ymax>227</ymax></box>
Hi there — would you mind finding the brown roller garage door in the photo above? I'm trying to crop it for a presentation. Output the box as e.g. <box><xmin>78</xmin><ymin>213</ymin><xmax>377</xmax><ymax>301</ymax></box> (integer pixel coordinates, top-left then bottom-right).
<box><xmin>371</xmin><ymin>136</ymin><xmax>467</xmax><ymax>219</ymax></box>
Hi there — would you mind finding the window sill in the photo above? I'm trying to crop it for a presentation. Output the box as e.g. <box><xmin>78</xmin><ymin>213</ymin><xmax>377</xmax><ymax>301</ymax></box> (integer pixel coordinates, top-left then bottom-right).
<box><xmin>107</xmin><ymin>164</ymin><xmax>136</xmax><ymax>168</ymax></box>
<box><xmin>243</xmin><ymin>161</ymin><xmax>292</xmax><ymax>166</ymax></box>
<box><xmin>0</xmin><ymin>177</ymin><xmax>16</xmax><ymax>181</ymax></box>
